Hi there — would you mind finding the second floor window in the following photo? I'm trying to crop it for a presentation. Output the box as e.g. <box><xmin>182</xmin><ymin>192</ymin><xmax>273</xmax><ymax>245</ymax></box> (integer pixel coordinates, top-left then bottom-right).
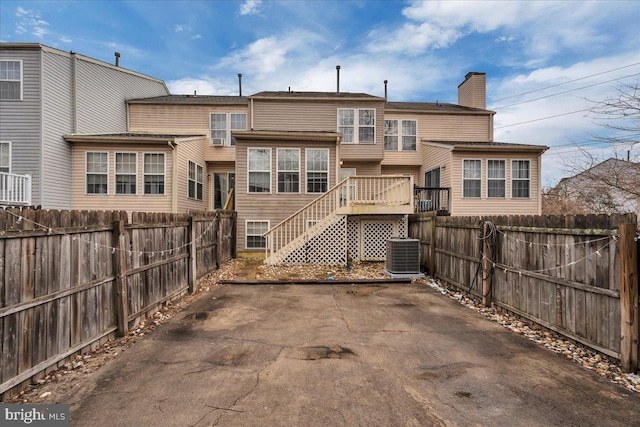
<box><xmin>306</xmin><ymin>148</ymin><xmax>329</xmax><ymax>193</ymax></box>
<box><xmin>188</xmin><ymin>161</ymin><xmax>204</xmax><ymax>200</ymax></box>
<box><xmin>338</xmin><ymin>108</ymin><xmax>375</xmax><ymax>144</ymax></box>
<box><xmin>384</xmin><ymin>119</ymin><xmax>417</xmax><ymax>151</ymax></box>
<box><xmin>0</xmin><ymin>60</ymin><xmax>22</xmax><ymax>100</ymax></box>
<box><xmin>115</xmin><ymin>153</ymin><xmax>137</xmax><ymax>195</ymax></box>
<box><xmin>248</xmin><ymin>148</ymin><xmax>271</xmax><ymax>193</ymax></box>
<box><xmin>277</xmin><ymin>148</ymin><xmax>300</xmax><ymax>193</ymax></box>
<box><xmin>86</xmin><ymin>152</ymin><xmax>108</xmax><ymax>194</ymax></box>
<box><xmin>210</xmin><ymin>112</ymin><xmax>247</xmax><ymax>146</ymax></box>
<box><xmin>463</xmin><ymin>159</ymin><xmax>481</xmax><ymax>198</ymax></box>
<box><xmin>144</xmin><ymin>153</ymin><xmax>165</xmax><ymax>195</ymax></box>
<box><xmin>487</xmin><ymin>160</ymin><xmax>505</xmax><ymax>198</ymax></box>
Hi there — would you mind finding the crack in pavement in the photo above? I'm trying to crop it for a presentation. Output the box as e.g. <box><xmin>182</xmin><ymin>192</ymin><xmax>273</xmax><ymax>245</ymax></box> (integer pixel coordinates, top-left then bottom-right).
<box><xmin>331</xmin><ymin>286</ymin><xmax>353</xmax><ymax>332</ymax></box>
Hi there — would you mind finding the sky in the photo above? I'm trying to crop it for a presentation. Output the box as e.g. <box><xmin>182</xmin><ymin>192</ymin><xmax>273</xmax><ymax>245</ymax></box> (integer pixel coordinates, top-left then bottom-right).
<box><xmin>1</xmin><ymin>0</ymin><xmax>639</xmax><ymax>186</ymax></box>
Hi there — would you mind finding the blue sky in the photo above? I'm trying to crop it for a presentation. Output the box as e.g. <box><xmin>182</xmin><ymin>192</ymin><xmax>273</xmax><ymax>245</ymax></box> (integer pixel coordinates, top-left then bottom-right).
<box><xmin>1</xmin><ymin>0</ymin><xmax>639</xmax><ymax>185</ymax></box>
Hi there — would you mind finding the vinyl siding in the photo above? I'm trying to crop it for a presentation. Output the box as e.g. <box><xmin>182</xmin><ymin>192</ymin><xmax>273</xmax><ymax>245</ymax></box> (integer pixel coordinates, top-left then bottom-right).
<box><xmin>450</xmin><ymin>151</ymin><xmax>541</xmax><ymax>216</ymax></box>
<box><xmin>253</xmin><ymin>99</ymin><xmax>384</xmax><ymax>161</ymax></box>
<box><xmin>421</xmin><ymin>144</ymin><xmax>452</xmax><ymax>187</ymax></box>
<box><xmin>381</xmin><ymin>113</ymin><xmax>422</xmax><ymax>166</ymax></box>
<box><xmin>75</xmin><ymin>59</ymin><xmax>168</xmax><ymax>134</ymax></box>
<box><xmin>176</xmin><ymin>138</ymin><xmax>208</xmax><ymax>212</ymax></box>
<box><xmin>128</xmin><ymin>104</ymin><xmax>249</xmax><ymax>135</ymax></box>
<box><xmin>0</xmin><ymin>48</ymin><xmax>42</xmax><ymax>204</ymax></box>
<box><xmin>71</xmin><ymin>143</ymin><xmax>173</xmax><ymax>212</ymax></box>
<box><xmin>340</xmin><ymin>161</ymin><xmax>381</xmax><ymax>176</ymax></box>
<box><xmin>420</xmin><ymin>114</ymin><xmax>491</xmax><ymax>142</ymax></box>
<box><xmin>41</xmin><ymin>50</ymin><xmax>73</xmax><ymax>208</ymax></box>
<box><xmin>235</xmin><ymin>139</ymin><xmax>337</xmax><ymax>253</ymax></box>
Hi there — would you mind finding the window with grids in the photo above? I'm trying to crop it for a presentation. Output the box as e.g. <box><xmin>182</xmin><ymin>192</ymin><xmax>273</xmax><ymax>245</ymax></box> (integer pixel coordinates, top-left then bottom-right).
<box><xmin>512</xmin><ymin>160</ymin><xmax>531</xmax><ymax>198</ymax></box>
<box><xmin>487</xmin><ymin>160</ymin><xmax>505</xmax><ymax>198</ymax></box>
<box><xmin>246</xmin><ymin>220</ymin><xmax>269</xmax><ymax>249</ymax></box>
<box><xmin>210</xmin><ymin>112</ymin><xmax>247</xmax><ymax>146</ymax></box>
<box><xmin>277</xmin><ymin>148</ymin><xmax>300</xmax><ymax>193</ymax></box>
<box><xmin>115</xmin><ymin>153</ymin><xmax>137</xmax><ymax>195</ymax></box>
<box><xmin>0</xmin><ymin>60</ymin><xmax>22</xmax><ymax>100</ymax></box>
<box><xmin>338</xmin><ymin>108</ymin><xmax>375</xmax><ymax>143</ymax></box>
<box><xmin>463</xmin><ymin>159</ymin><xmax>481</xmax><ymax>198</ymax></box>
<box><xmin>188</xmin><ymin>161</ymin><xmax>204</xmax><ymax>200</ymax></box>
<box><xmin>384</xmin><ymin>120</ymin><xmax>398</xmax><ymax>150</ymax></box>
<box><xmin>306</xmin><ymin>148</ymin><xmax>328</xmax><ymax>193</ymax></box>
<box><xmin>248</xmin><ymin>148</ymin><xmax>271</xmax><ymax>193</ymax></box>
<box><xmin>0</xmin><ymin>141</ymin><xmax>10</xmax><ymax>173</ymax></box>
<box><xmin>86</xmin><ymin>152</ymin><xmax>108</xmax><ymax>194</ymax></box>
<box><xmin>144</xmin><ymin>153</ymin><xmax>165</xmax><ymax>195</ymax></box>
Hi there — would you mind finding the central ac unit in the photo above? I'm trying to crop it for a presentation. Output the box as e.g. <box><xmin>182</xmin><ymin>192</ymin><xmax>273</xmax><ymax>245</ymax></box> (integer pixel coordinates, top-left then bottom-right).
<box><xmin>386</xmin><ymin>238</ymin><xmax>420</xmax><ymax>274</ymax></box>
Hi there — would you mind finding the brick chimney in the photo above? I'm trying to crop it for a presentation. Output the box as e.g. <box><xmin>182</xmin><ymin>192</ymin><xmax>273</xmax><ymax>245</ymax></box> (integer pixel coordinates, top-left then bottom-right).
<box><xmin>458</xmin><ymin>72</ymin><xmax>486</xmax><ymax>109</ymax></box>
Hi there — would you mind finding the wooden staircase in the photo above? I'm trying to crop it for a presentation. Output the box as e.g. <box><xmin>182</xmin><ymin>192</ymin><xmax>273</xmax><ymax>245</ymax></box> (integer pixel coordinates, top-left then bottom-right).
<box><xmin>264</xmin><ymin>176</ymin><xmax>413</xmax><ymax>265</ymax></box>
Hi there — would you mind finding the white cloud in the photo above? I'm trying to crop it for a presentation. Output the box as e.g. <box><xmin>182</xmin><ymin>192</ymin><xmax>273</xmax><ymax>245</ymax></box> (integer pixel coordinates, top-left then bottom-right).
<box><xmin>239</xmin><ymin>0</ymin><xmax>262</xmax><ymax>16</ymax></box>
<box><xmin>174</xmin><ymin>24</ymin><xmax>190</xmax><ymax>33</ymax></box>
<box><xmin>60</xmin><ymin>36</ymin><xmax>72</xmax><ymax>43</ymax></box>
<box><xmin>167</xmin><ymin>77</ymin><xmax>240</xmax><ymax>96</ymax></box>
<box><xmin>14</xmin><ymin>6</ymin><xmax>50</xmax><ymax>39</ymax></box>
<box><xmin>192</xmin><ymin>34</ymin><xmax>202</xmax><ymax>40</ymax></box>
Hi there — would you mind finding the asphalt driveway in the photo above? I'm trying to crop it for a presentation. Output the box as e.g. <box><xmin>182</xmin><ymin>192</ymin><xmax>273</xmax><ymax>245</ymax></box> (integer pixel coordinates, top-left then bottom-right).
<box><xmin>63</xmin><ymin>283</ymin><xmax>640</xmax><ymax>426</ymax></box>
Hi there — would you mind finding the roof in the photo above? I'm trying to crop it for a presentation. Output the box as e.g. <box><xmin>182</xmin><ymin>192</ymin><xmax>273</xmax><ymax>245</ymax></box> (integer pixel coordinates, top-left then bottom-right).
<box><xmin>385</xmin><ymin>101</ymin><xmax>494</xmax><ymax>114</ymax></box>
<box><xmin>249</xmin><ymin>91</ymin><xmax>384</xmax><ymax>101</ymax></box>
<box><xmin>63</xmin><ymin>133</ymin><xmax>205</xmax><ymax>144</ymax></box>
<box><xmin>1</xmin><ymin>43</ymin><xmax>168</xmax><ymax>90</ymax></box>
<box><xmin>128</xmin><ymin>95</ymin><xmax>248</xmax><ymax>105</ymax></box>
<box><xmin>558</xmin><ymin>158</ymin><xmax>640</xmax><ymax>184</ymax></box>
<box><xmin>424</xmin><ymin>140</ymin><xmax>548</xmax><ymax>153</ymax></box>
<box><xmin>232</xmin><ymin>130</ymin><xmax>342</xmax><ymax>143</ymax></box>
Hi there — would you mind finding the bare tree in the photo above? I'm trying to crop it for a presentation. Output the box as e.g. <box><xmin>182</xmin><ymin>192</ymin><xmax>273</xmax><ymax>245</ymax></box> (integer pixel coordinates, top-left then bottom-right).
<box><xmin>545</xmin><ymin>79</ymin><xmax>640</xmax><ymax>216</ymax></box>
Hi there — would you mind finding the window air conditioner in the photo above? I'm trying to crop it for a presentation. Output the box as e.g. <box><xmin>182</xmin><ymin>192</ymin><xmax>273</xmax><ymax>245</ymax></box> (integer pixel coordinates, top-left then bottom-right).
<box><xmin>211</xmin><ymin>138</ymin><xmax>226</xmax><ymax>146</ymax></box>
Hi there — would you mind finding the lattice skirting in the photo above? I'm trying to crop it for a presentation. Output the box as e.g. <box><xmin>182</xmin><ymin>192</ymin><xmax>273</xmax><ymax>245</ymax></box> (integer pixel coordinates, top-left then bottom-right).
<box><xmin>347</xmin><ymin>215</ymin><xmax>408</xmax><ymax>262</ymax></box>
<box><xmin>278</xmin><ymin>215</ymin><xmax>347</xmax><ymax>265</ymax></box>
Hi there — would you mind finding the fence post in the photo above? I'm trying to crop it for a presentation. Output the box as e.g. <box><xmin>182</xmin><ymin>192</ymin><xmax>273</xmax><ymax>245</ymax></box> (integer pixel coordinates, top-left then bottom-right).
<box><xmin>187</xmin><ymin>215</ymin><xmax>197</xmax><ymax>293</ymax></box>
<box><xmin>619</xmin><ymin>223</ymin><xmax>638</xmax><ymax>373</ymax></box>
<box><xmin>112</xmin><ymin>220</ymin><xmax>129</xmax><ymax>336</ymax></box>
<box><xmin>482</xmin><ymin>221</ymin><xmax>493</xmax><ymax>307</ymax></box>
<box><xmin>428</xmin><ymin>216</ymin><xmax>437</xmax><ymax>276</ymax></box>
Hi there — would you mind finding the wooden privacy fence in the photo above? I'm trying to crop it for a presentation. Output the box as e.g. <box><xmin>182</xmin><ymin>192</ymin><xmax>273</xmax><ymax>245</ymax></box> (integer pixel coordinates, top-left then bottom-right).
<box><xmin>0</xmin><ymin>207</ymin><xmax>236</xmax><ymax>398</ymax></box>
<box><xmin>409</xmin><ymin>212</ymin><xmax>639</xmax><ymax>373</ymax></box>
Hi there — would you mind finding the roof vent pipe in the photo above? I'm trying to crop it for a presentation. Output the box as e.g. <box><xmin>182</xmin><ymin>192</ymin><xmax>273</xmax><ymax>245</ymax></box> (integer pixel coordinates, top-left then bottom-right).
<box><xmin>114</xmin><ymin>52</ymin><xmax>120</xmax><ymax>67</ymax></box>
<box><xmin>336</xmin><ymin>65</ymin><xmax>341</xmax><ymax>93</ymax></box>
<box><xmin>238</xmin><ymin>73</ymin><xmax>242</xmax><ymax>97</ymax></box>
<box><xmin>384</xmin><ymin>80</ymin><xmax>388</xmax><ymax>101</ymax></box>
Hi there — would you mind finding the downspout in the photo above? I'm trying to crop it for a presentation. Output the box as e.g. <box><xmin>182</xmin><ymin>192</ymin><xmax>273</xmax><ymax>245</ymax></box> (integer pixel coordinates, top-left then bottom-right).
<box><xmin>250</xmin><ymin>98</ymin><xmax>254</xmax><ymax>129</ymax></box>
<box><xmin>335</xmin><ymin>136</ymin><xmax>341</xmax><ymax>185</ymax></box>
<box><xmin>169</xmin><ymin>141</ymin><xmax>178</xmax><ymax>213</ymax></box>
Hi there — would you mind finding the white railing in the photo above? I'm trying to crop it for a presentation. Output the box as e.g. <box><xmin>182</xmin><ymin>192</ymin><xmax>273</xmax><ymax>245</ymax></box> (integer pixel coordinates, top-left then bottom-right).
<box><xmin>0</xmin><ymin>172</ymin><xmax>32</xmax><ymax>206</ymax></box>
<box><xmin>264</xmin><ymin>175</ymin><xmax>413</xmax><ymax>263</ymax></box>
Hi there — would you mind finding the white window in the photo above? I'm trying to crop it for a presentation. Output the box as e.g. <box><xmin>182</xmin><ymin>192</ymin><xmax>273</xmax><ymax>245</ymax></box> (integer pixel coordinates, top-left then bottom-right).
<box><xmin>463</xmin><ymin>159</ymin><xmax>481</xmax><ymax>198</ymax></box>
<box><xmin>0</xmin><ymin>141</ymin><xmax>10</xmax><ymax>173</ymax></box>
<box><xmin>0</xmin><ymin>60</ymin><xmax>22</xmax><ymax>100</ymax></box>
<box><xmin>246</xmin><ymin>220</ymin><xmax>269</xmax><ymax>249</ymax></box>
<box><xmin>384</xmin><ymin>119</ymin><xmax>417</xmax><ymax>151</ymax></box>
<box><xmin>144</xmin><ymin>153</ymin><xmax>165</xmax><ymax>195</ymax></box>
<box><xmin>115</xmin><ymin>152</ymin><xmax>137</xmax><ymax>195</ymax></box>
<box><xmin>338</xmin><ymin>108</ymin><xmax>375</xmax><ymax>144</ymax></box>
<box><xmin>188</xmin><ymin>161</ymin><xmax>204</xmax><ymax>200</ymax></box>
<box><xmin>487</xmin><ymin>160</ymin><xmax>506</xmax><ymax>198</ymax></box>
<box><xmin>248</xmin><ymin>148</ymin><xmax>271</xmax><ymax>193</ymax></box>
<box><xmin>210</xmin><ymin>112</ymin><xmax>247</xmax><ymax>146</ymax></box>
<box><xmin>512</xmin><ymin>160</ymin><xmax>531</xmax><ymax>198</ymax></box>
<box><xmin>86</xmin><ymin>152</ymin><xmax>108</xmax><ymax>194</ymax></box>
<box><xmin>306</xmin><ymin>148</ymin><xmax>329</xmax><ymax>193</ymax></box>
<box><xmin>277</xmin><ymin>148</ymin><xmax>300</xmax><ymax>193</ymax></box>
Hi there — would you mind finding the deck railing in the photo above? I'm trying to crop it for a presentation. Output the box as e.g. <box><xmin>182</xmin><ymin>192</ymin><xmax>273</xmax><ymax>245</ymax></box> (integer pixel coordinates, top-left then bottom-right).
<box><xmin>414</xmin><ymin>186</ymin><xmax>450</xmax><ymax>215</ymax></box>
<box><xmin>264</xmin><ymin>175</ymin><xmax>413</xmax><ymax>263</ymax></box>
<box><xmin>0</xmin><ymin>172</ymin><xmax>32</xmax><ymax>206</ymax></box>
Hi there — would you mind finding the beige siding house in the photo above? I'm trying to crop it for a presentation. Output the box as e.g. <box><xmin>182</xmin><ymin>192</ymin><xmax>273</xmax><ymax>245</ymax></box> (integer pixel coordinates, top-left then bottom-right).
<box><xmin>60</xmin><ymin>70</ymin><xmax>547</xmax><ymax>263</ymax></box>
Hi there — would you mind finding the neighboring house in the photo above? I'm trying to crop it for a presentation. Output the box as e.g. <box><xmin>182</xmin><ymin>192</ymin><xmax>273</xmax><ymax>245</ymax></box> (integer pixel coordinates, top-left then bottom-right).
<box><xmin>545</xmin><ymin>158</ymin><xmax>640</xmax><ymax>217</ymax></box>
<box><xmin>0</xmin><ymin>43</ymin><xmax>169</xmax><ymax>208</ymax></box>
<box><xmin>66</xmin><ymin>71</ymin><xmax>547</xmax><ymax>262</ymax></box>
